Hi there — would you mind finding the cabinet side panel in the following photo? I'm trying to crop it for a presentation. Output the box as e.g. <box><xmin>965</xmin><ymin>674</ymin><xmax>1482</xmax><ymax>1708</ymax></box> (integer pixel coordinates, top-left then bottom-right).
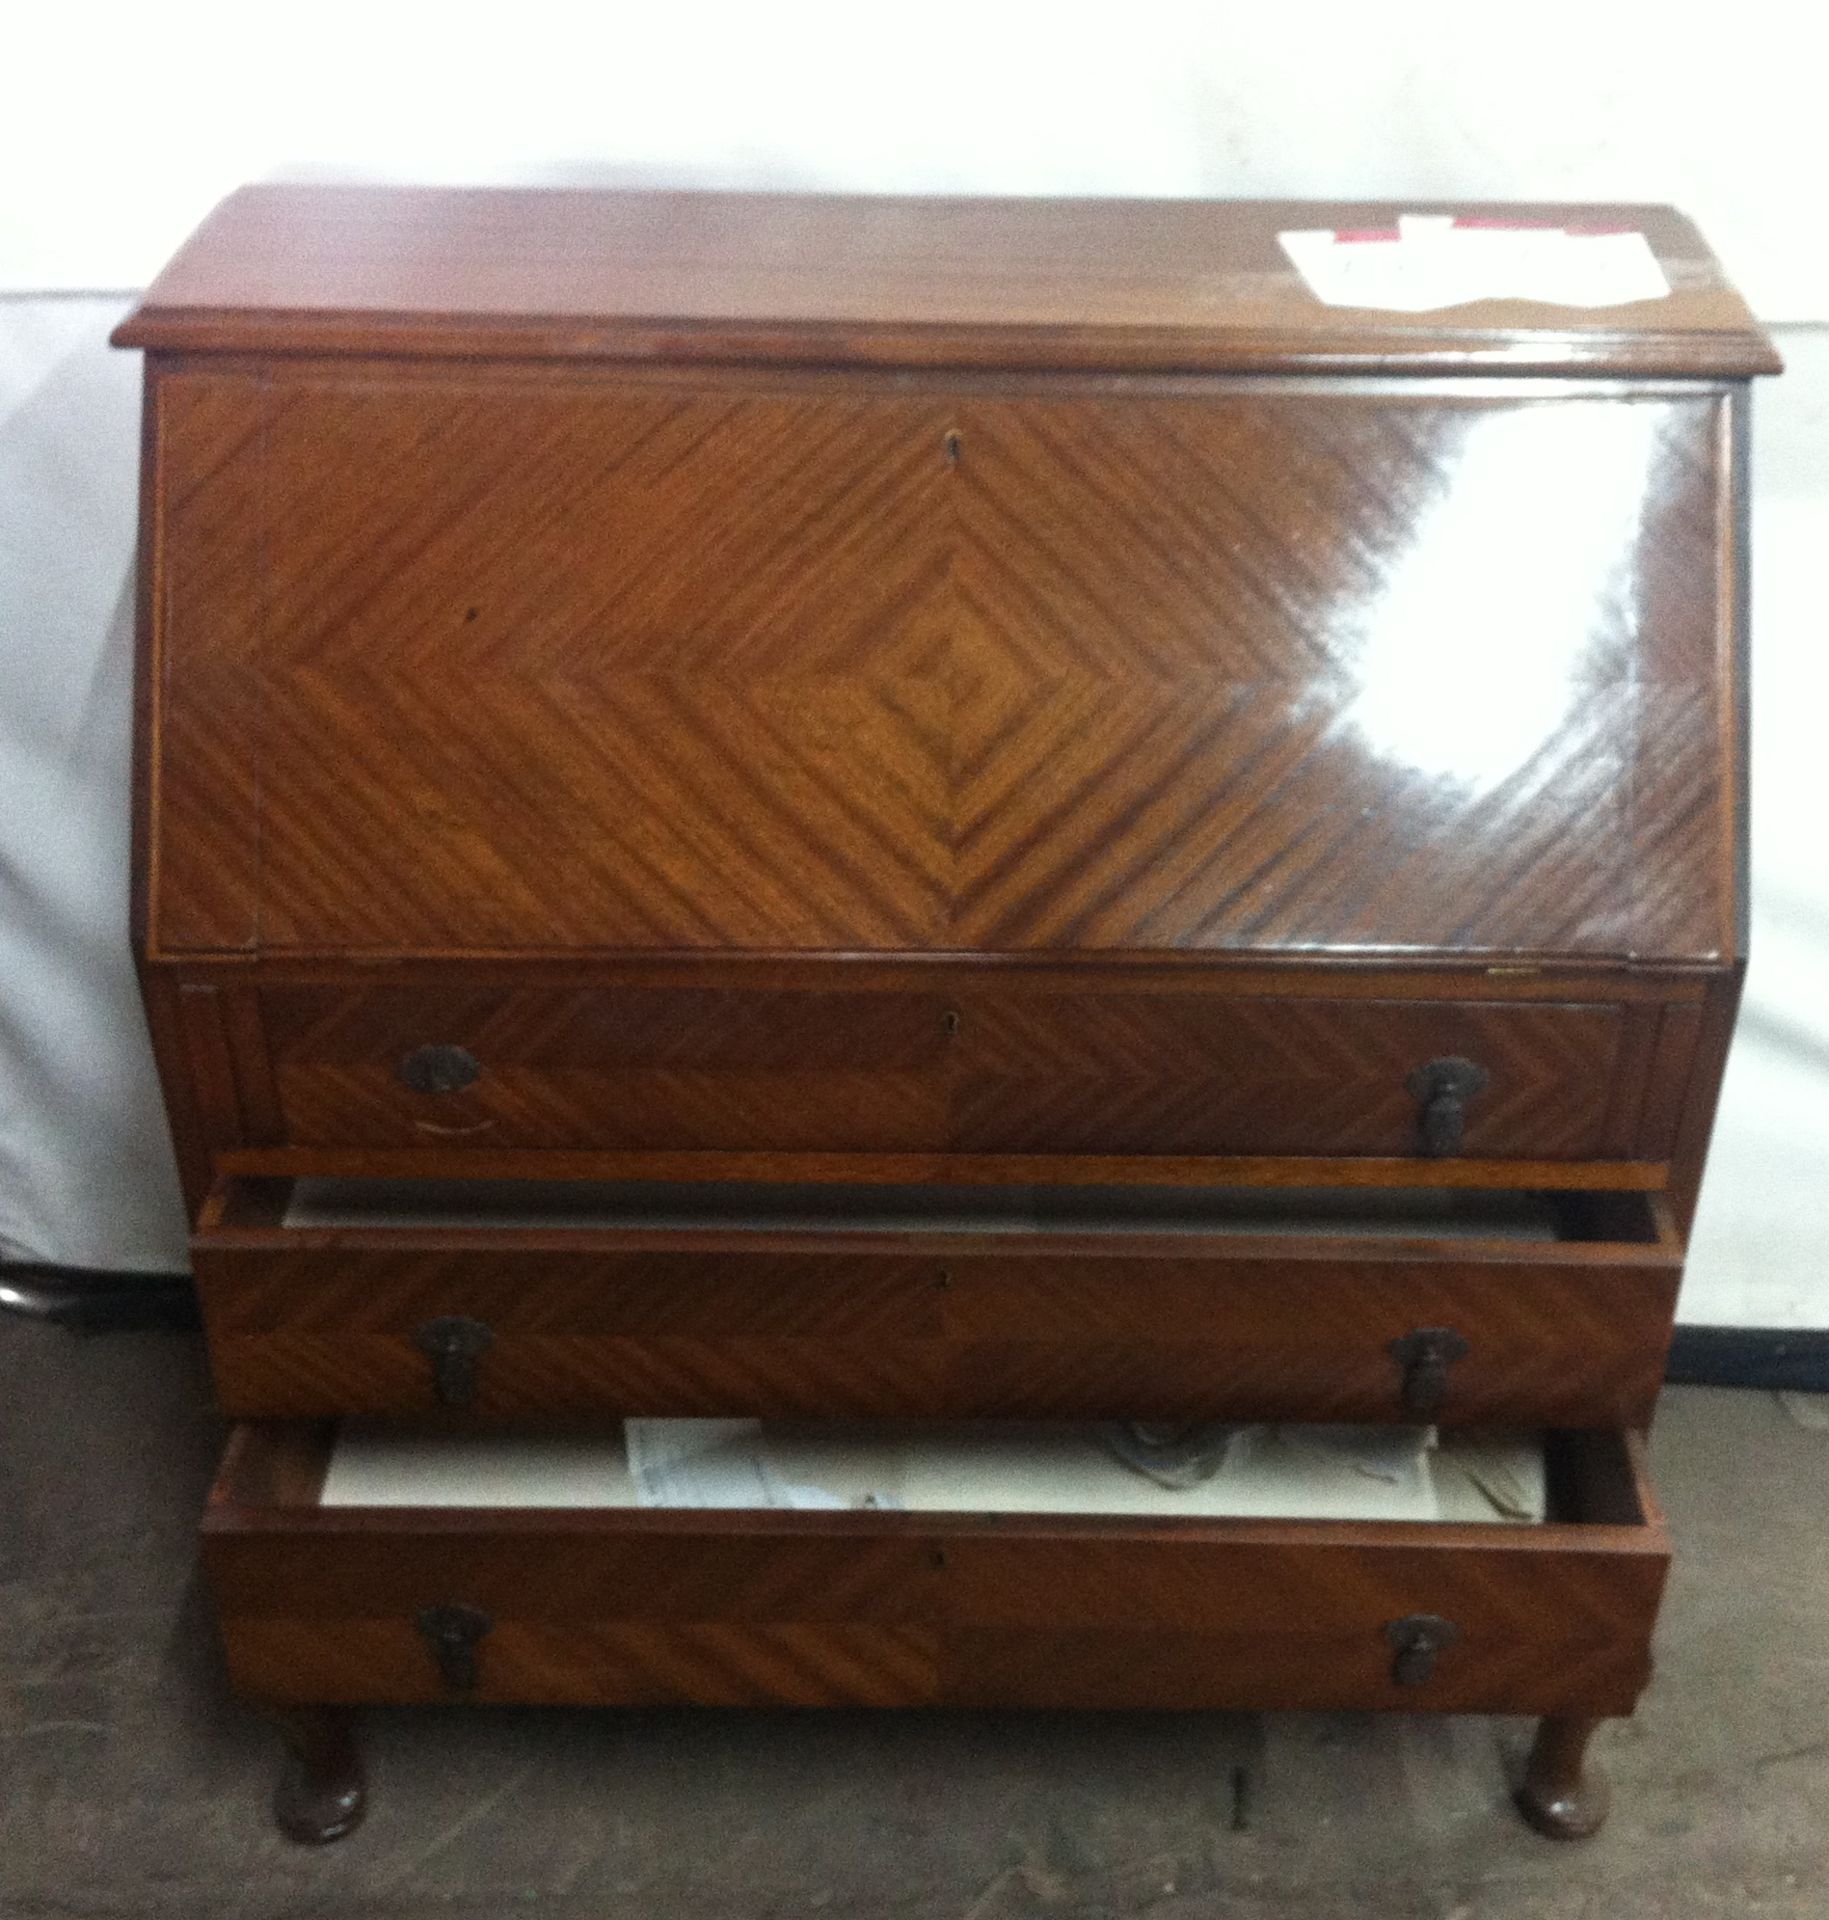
<box><xmin>1628</xmin><ymin>391</ymin><xmax>1736</xmax><ymax>962</ymax></box>
<box><xmin>148</xmin><ymin>370</ymin><xmax>267</xmax><ymax>953</ymax></box>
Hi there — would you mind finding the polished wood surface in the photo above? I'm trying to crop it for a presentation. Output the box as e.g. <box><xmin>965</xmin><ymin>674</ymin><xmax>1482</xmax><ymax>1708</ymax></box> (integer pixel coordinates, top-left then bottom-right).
<box><xmin>1664</xmin><ymin>964</ymin><xmax>1747</xmax><ymax>1236</ymax></box>
<box><xmin>203</xmin><ymin>1426</ymin><xmax>1666</xmax><ymax>1715</ymax></box>
<box><xmin>1515</xmin><ymin>1715</ymin><xmax>1612</xmax><ymax>1840</ymax></box>
<box><xmin>269</xmin><ymin>1706</ymin><xmax>365</xmax><ymax>1846</ymax></box>
<box><xmin>232</xmin><ymin>981</ymin><xmax>1665</xmax><ymax>1159</ymax></box>
<box><xmin>143</xmin><ymin>365</ymin><xmax>1736</xmax><ymax>964</ymax></box>
<box><xmin>152</xmin><ymin>960</ymin><xmax>1709</xmax><ymax>1186</ymax></box>
<box><xmin>111</xmin><ymin>188</ymin><xmax>1768</xmax><ymax>1839</ymax></box>
<box><xmin>216</xmin><ymin>1146</ymin><xmax>1671</xmax><ymax>1193</ymax></box>
<box><xmin>112</xmin><ymin>187</ymin><xmax>1777</xmax><ymax>377</ymax></box>
<box><xmin>192</xmin><ymin>1184</ymin><xmax>1680</xmax><ymax>1426</ymax></box>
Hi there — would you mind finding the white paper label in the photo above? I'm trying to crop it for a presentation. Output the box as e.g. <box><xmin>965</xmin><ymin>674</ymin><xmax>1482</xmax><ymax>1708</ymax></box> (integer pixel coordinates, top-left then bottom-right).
<box><xmin>1279</xmin><ymin>214</ymin><xmax>1671</xmax><ymax>311</ymax></box>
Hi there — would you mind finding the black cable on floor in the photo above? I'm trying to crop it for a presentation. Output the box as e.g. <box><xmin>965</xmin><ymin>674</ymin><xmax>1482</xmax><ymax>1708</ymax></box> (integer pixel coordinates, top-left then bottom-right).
<box><xmin>0</xmin><ymin>1262</ymin><xmax>200</xmax><ymax>1332</ymax></box>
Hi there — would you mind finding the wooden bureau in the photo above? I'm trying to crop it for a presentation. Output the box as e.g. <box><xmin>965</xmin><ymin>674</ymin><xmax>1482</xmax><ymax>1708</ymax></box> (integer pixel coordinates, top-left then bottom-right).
<box><xmin>113</xmin><ymin>187</ymin><xmax>1777</xmax><ymax>1846</ymax></box>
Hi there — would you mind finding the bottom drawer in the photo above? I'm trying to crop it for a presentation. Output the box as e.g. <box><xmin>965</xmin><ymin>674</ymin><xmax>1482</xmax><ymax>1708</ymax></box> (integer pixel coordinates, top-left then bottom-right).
<box><xmin>203</xmin><ymin>1422</ymin><xmax>1668</xmax><ymax>1717</ymax></box>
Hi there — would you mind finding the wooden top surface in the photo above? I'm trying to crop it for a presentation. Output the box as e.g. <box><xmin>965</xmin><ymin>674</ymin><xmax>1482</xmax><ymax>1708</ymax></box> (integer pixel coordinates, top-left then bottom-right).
<box><xmin>112</xmin><ymin>185</ymin><xmax>1778</xmax><ymax>376</ymax></box>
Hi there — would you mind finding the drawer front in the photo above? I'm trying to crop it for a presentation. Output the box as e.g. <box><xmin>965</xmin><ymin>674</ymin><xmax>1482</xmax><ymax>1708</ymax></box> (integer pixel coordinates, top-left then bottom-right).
<box><xmin>194</xmin><ymin>1189</ymin><xmax>1681</xmax><ymax>1427</ymax></box>
<box><xmin>256</xmin><ymin>984</ymin><xmax>954</xmax><ymax>1153</ymax></box>
<box><xmin>202</xmin><ymin>1428</ymin><xmax>1668</xmax><ymax>1717</ymax></box>
<box><xmin>951</xmin><ymin>992</ymin><xmax>1634</xmax><ymax>1158</ymax></box>
<box><xmin>244</xmin><ymin>982</ymin><xmax>1660</xmax><ymax>1162</ymax></box>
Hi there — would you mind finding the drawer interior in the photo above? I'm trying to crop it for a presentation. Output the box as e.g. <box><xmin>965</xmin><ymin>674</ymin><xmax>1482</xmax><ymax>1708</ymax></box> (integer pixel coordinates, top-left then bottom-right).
<box><xmin>219</xmin><ymin>1175</ymin><xmax>1673</xmax><ymax>1250</ymax></box>
<box><xmin>315</xmin><ymin>1419</ymin><xmax>1549</xmax><ymax>1525</ymax></box>
<box><xmin>215</xmin><ymin>1422</ymin><xmax>1654</xmax><ymax>1533</ymax></box>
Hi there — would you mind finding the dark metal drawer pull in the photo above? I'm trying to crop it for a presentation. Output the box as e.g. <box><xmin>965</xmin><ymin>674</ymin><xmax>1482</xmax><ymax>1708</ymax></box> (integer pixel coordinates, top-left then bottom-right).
<box><xmin>397</xmin><ymin>1044</ymin><xmax>482</xmax><ymax>1095</ymax></box>
<box><xmin>1385</xmin><ymin>1614</ymin><xmax>1459</xmax><ymax>1687</ymax></box>
<box><xmin>416</xmin><ymin>1603</ymin><xmax>493</xmax><ymax>1692</ymax></box>
<box><xmin>1388</xmin><ymin>1326</ymin><xmax>1470</xmax><ymax>1418</ymax></box>
<box><xmin>1406</xmin><ymin>1056</ymin><xmax>1488</xmax><ymax>1156</ymax></box>
<box><xmin>413</xmin><ymin>1315</ymin><xmax>493</xmax><ymax>1407</ymax></box>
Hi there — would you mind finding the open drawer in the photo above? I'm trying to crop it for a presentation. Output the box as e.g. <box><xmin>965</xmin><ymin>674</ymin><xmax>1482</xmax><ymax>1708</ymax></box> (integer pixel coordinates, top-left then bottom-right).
<box><xmin>193</xmin><ymin>1178</ymin><xmax>1684</xmax><ymax>1428</ymax></box>
<box><xmin>201</xmin><ymin>1422</ymin><xmax>1669</xmax><ymax>1717</ymax></box>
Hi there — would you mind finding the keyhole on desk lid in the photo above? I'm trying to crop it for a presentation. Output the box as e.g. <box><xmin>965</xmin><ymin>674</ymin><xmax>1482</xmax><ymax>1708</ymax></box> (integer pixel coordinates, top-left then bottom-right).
<box><xmin>943</xmin><ymin>430</ymin><xmax>963</xmax><ymax>466</ymax></box>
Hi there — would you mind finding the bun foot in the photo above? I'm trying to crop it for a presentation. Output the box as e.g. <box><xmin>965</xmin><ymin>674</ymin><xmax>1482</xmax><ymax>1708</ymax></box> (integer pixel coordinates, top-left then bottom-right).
<box><xmin>1514</xmin><ymin>1714</ymin><xmax>1610</xmax><ymax>1841</ymax></box>
<box><xmin>270</xmin><ymin>1707</ymin><xmax>366</xmax><ymax>1844</ymax></box>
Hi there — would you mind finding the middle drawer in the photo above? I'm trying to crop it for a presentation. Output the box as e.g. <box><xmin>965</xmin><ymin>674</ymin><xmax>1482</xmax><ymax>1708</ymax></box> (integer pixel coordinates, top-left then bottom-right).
<box><xmin>195</xmin><ymin>1179</ymin><xmax>1681</xmax><ymax>1428</ymax></box>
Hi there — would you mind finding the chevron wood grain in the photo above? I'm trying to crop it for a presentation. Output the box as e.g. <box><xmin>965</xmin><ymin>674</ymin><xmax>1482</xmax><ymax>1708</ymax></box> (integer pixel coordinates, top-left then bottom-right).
<box><xmin>932</xmin><ymin>1627</ymin><xmax>1653</xmax><ymax>1715</ymax></box>
<box><xmin>149</xmin><ymin>374</ymin><xmax>266</xmax><ymax>952</ymax></box>
<box><xmin>118</xmin><ymin>191</ymin><xmax>1775</xmax><ymax>1841</ymax></box>
<box><xmin>1632</xmin><ymin>682</ymin><xmax>1735</xmax><ymax>960</ymax></box>
<box><xmin>143</xmin><ymin>368</ymin><xmax>1734</xmax><ymax>963</ymax></box>
<box><xmin>241</xmin><ymin>981</ymin><xmax>1645</xmax><ymax>1159</ymax></box>
<box><xmin>194</xmin><ymin>1223</ymin><xmax>1680</xmax><ymax>1426</ymax></box>
<box><xmin>219</xmin><ymin>1619</ymin><xmax>943</xmax><ymax>1709</ymax></box>
<box><xmin>950</xmin><ymin>993</ymin><xmax>1628</xmax><ymax>1158</ymax></box>
<box><xmin>202</xmin><ymin>1428</ymin><xmax>1668</xmax><ymax>1717</ymax></box>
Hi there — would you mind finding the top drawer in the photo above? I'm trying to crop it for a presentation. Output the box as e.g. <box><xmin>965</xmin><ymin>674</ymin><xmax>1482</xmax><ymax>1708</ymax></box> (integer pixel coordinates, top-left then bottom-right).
<box><xmin>186</xmin><ymin>976</ymin><xmax>1694</xmax><ymax>1167</ymax></box>
<box><xmin>143</xmin><ymin>369</ymin><xmax>1736</xmax><ymax>964</ymax></box>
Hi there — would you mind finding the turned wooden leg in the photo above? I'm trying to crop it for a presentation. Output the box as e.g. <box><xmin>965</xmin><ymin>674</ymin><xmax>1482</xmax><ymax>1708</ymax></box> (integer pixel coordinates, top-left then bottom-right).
<box><xmin>1515</xmin><ymin>1714</ymin><xmax>1611</xmax><ymax>1840</ymax></box>
<box><xmin>269</xmin><ymin>1706</ymin><xmax>366</xmax><ymax>1844</ymax></box>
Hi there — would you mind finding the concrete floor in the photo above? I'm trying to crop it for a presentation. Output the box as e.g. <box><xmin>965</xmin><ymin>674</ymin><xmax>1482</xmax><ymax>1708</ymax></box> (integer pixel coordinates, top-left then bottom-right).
<box><xmin>1</xmin><ymin>1316</ymin><xmax>1824</xmax><ymax>1920</ymax></box>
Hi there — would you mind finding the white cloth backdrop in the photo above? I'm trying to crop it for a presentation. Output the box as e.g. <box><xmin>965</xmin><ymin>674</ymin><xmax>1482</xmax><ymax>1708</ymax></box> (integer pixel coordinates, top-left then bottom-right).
<box><xmin>1</xmin><ymin>1</ymin><xmax>1824</xmax><ymax>1321</ymax></box>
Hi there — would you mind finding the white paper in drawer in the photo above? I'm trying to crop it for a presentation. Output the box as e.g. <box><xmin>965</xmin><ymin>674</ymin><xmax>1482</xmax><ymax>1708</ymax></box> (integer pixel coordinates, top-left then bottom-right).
<box><xmin>321</xmin><ymin>1420</ymin><xmax>1541</xmax><ymax>1524</ymax></box>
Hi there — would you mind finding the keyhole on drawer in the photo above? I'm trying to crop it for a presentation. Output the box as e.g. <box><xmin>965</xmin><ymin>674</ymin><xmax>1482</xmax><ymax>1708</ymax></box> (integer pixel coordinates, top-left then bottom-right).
<box><xmin>416</xmin><ymin>1603</ymin><xmax>492</xmax><ymax>1692</ymax></box>
<box><xmin>415</xmin><ymin>1315</ymin><xmax>493</xmax><ymax>1407</ymax></box>
<box><xmin>398</xmin><ymin>1044</ymin><xmax>482</xmax><ymax>1095</ymax></box>
<box><xmin>943</xmin><ymin>430</ymin><xmax>963</xmax><ymax>466</ymax></box>
<box><xmin>464</xmin><ymin>606</ymin><xmax>480</xmax><ymax>623</ymax></box>
<box><xmin>942</xmin><ymin>1010</ymin><xmax>961</xmax><ymax>1037</ymax></box>
<box><xmin>1407</xmin><ymin>1057</ymin><xmax>1488</xmax><ymax>1157</ymax></box>
<box><xmin>930</xmin><ymin>1547</ymin><xmax>948</xmax><ymax>1570</ymax></box>
<box><xmin>1385</xmin><ymin>1613</ymin><xmax>1459</xmax><ymax>1687</ymax></box>
<box><xmin>934</xmin><ymin>1268</ymin><xmax>952</xmax><ymax>1292</ymax></box>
